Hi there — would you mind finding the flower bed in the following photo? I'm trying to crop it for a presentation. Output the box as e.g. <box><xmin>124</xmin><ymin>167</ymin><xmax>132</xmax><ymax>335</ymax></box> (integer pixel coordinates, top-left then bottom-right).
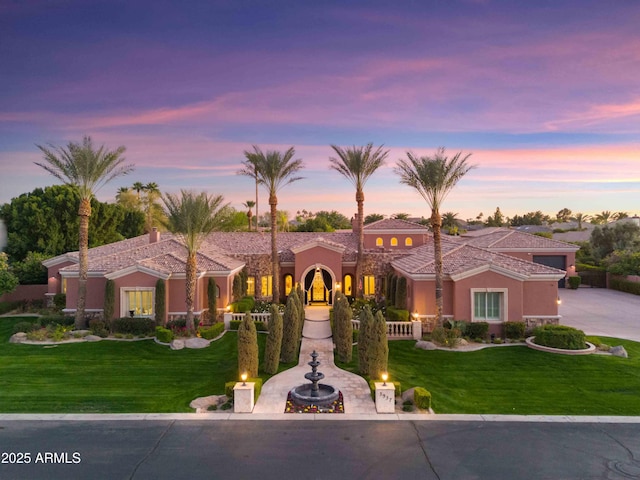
<box><xmin>284</xmin><ymin>391</ymin><xmax>344</xmax><ymax>413</ymax></box>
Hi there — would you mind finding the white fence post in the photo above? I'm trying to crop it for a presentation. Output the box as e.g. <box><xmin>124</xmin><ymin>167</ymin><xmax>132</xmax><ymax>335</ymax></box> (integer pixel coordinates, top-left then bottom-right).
<box><xmin>411</xmin><ymin>320</ymin><xmax>422</xmax><ymax>340</ymax></box>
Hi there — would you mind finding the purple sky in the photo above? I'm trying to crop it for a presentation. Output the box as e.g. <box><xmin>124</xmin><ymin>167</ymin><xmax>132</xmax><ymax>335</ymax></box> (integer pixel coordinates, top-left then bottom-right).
<box><xmin>1</xmin><ymin>0</ymin><xmax>639</xmax><ymax>221</ymax></box>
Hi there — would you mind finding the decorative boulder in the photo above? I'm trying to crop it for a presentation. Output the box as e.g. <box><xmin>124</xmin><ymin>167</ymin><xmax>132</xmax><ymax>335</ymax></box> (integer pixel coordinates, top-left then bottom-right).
<box><xmin>9</xmin><ymin>332</ymin><xmax>27</xmax><ymax>344</ymax></box>
<box><xmin>610</xmin><ymin>345</ymin><xmax>628</xmax><ymax>358</ymax></box>
<box><xmin>401</xmin><ymin>387</ymin><xmax>416</xmax><ymax>404</ymax></box>
<box><xmin>415</xmin><ymin>340</ymin><xmax>437</xmax><ymax>351</ymax></box>
<box><xmin>170</xmin><ymin>339</ymin><xmax>185</xmax><ymax>350</ymax></box>
<box><xmin>84</xmin><ymin>335</ymin><xmax>102</xmax><ymax>342</ymax></box>
<box><xmin>458</xmin><ymin>338</ymin><xmax>469</xmax><ymax>347</ymax></box>
<box><xmin>185</xmin><ymin>337</ymin><xmax>209</xmax><ymax>349</ymax></box>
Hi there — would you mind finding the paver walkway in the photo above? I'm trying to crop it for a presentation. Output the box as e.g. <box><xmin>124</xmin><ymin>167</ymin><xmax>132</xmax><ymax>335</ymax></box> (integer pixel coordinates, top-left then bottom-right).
<box><xmin>253</xmin><ymin>306</ymin><xmax>376</xmax><ymax>414</ymax></box>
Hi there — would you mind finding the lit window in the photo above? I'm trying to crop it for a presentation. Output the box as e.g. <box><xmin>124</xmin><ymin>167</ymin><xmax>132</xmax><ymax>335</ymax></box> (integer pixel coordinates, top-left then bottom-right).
<box><xmin>363</xmin><ymin>275</ymin><xmax>375</xmax><ymax>296</ymax></box>
<box><xmin>284</xmin><ymin>274</ymin><xmax>293</xmax><ymax>296</ymax></box>
<box><xmin>473</xmin><ymin>291</ymin><xmax>504</xmax><ymax>321</ymax></box>
<box><xmin>261</xmin><ymin>275</ymin><xmax>273</xmax><ymax>297</ymax></box>
<box><xmin>343</xmin><ymin>274</ymin><xmax>353</xmax><ymax>296</ymax></box>
<box><xmin>123</xmin><ymin>288</ymin><xmax>154</xmax><ymax>317</ymax></box>
<box><xmin>246</xmin><ymin>277</ymin><xmax>255</xmax><ymax>296</ymax></box>
<box><xmin>390</xmin><ymin>237</ymin><xmax>398</xmax><ymax>246</ymax></box>
<box><xmin>405</xmin><ymin>237</ymin><xmax>413</xmax><ymax>246</ymax></box>
<box><xmin>376</xmin><ymin>237</ymin><xmax>383</xmax><ymax>246</ymax></box>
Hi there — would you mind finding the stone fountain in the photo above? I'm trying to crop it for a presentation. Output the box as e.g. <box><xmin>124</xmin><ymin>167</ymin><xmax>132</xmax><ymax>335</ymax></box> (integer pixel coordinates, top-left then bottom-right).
<box><xmin>289</xmin><ymin>350</ymin><xmax>339</xmax><ymax>407</ymax></box>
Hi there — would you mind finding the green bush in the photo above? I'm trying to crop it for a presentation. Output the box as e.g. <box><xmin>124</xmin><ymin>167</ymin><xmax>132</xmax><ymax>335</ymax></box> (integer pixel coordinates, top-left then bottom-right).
<box><xmin>533</xmin><ymin>324</ymin><xmax>586</xmax><ymax>350</ymax></box>
<box><xmin>166</xmin><ymin>317</ymin><xmax>200</xmax><ymax>333</ymax></box>
<box><xmin>368</xmin><ymin>310</ymin><xmax>388</xmax><ymax>378</ymax></box>
<box><xmin>112</xmin><ymin>317</ymin><xmax>156</xmax><ymax>336</ymax></box>
<box><xmin>198</xmin><ymin>323</ymin><xmax>224</xmax><ymax>340</ymax></box>
<box><xmin>466</xmin><ymin>322</ymin><xmax>489</xmax><ymax>340</ymax></box>
<box><xmin>225</xmin><ymin>377</ymin><xmax>263</xmax><ymax>402</ymax></box>
<box><xmin>230</xmin><ymin>296</ymin><xmax>255</xmax><ymax>313</ymax></box>
<box><xmin>238</xmin><ymin>312</ymin><xmax>259</xmax><ymax>378</ymax></box>
<box><xmin>567</xmin><ymin>276</ymin><xmax>582</xmax><ymax>289</ymax></box>
<box><xmin>89</xmin><ymin>319</ymin><xmax>109</xmax><ymax>338</ymax></box>
<box><xmin>358</xmin><ymin>306</ymin><xmax>373</xmax><ymax>375</ymax></box>
<box><xmin>13</xmin><ymin>321</ymin><xmax>40</xmax><ymax>334</ymax></box>
<box><xmin>104</xmin><ymin>280</ymin><xmax>115</xmax><ymax>326</ymax></box>
<box><xmin>229</xmin><ymin>319</ymin><xmax>267</xmax><ymax>331</ymax></box>
<box><xmin>414</xmin><ymin>387</ymin><xmax>432</xmax><ymax>410</ymax></box>
<box><xmin>263</xmin><ymin>304</ymin><xmax>283</xmax><ymax>375</ymax></box>
<box><xmin>40</xmin><ymin>314</ymin><xmax>73</xmax><ymax>327</ymax></box>
<box><xmin>395</xmin><ymin>276</ymin><xmax>407</xmax><ymax>309</ymax></box>
<box><xmin>386</xmin><ymin>306</ymin><xmax>409</xmax><ymax>322</ymax></box>
<box><xmin>431</xmin><ymin>326</ymin><xmax>461</xmax><ymax>348</ymax></box>
<box><xmin>504</xmin><ymin>322</ymin><xmax>526</xmax><ymax>340</ymax></box>
<box><xmin>154</xmin><ymin>279</ymin><xmax>166</xmax><ymax>326</ymax></box>
<box><xmin>610</xmin><ymin>277</ymin><xmax>640</xmax><ymax>296</ymax></box>
<box><xmin>155</xmin><ymin>326</ymin><xmax>174</xmax><ymax>343</ymax></box>
<box><xmin>334</xmin><ymin>291</ymin><xmax>353</xmax><ymax>363</ymax></box>
<box><xmin>280</xmin><ymin>295</ymin><xmax>300</xmax><ymax>363</ymax></box>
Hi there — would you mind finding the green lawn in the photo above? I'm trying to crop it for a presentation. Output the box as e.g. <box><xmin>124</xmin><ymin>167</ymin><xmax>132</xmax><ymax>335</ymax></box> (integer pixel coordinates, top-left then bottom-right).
<box><xmin>383</xmin><ymin>339</ymin><xmax>640</xmax><ymax>415</ymax></box>
<box><xmin>0</xmin><ymin>316</ymin><xmax>293</xmax><ymax>413</ymax></box>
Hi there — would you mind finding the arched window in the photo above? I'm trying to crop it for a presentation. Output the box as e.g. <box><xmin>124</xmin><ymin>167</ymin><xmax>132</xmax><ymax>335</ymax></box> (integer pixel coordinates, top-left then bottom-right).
<box><xmin>390</xmin><ymin>237</ymin><xmax>398</xmax><ymax>246</ymax></box>
<box><xmin>405</xmin><ymin>237</ymin><xmax>413</xmax><ymax>246</ymax></box>
<box><xmin>343</xmin><ymin>274</ymin><xmax>353</xmax><ymax>296</ymax></box>
<box><xmin>376</xmin><ymin>237</ymin><xmax>383</xmax><ymax>247</ymax></box>
<box><xmin>284</xmin><ymin>274</ymin><xmax>293</xmax><ymax>296</ymax></box>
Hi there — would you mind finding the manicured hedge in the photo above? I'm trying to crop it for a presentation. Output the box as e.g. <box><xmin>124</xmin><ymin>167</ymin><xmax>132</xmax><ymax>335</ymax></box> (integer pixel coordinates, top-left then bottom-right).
<box><xmin>414</xmin><ymin>387</ymin><xmax>432</xmax><ymax>410</ymax></box>
<box><xmin>386</xmin><ymin>306</ymin><xmax>409</xmax><ymax>322</ymax></box>
<box><xmin>228</xmin><ymin>320</ymin><xmax>268</xmax><ymax>332</ymax></box>
<box><xmin>504</xmin><ymin>322</ymin><xmax>526</xmax><ymax>340</ymax></box>
<box><xmin>155</xmin><ymin>326</ymin><xmax>174</xmax><ymax>343</ymax></box>
<box><xmin>198</xmin><ymin>323</ymin><xmax>224</xmax><ymax>340</ymax></box>
<box><xmin>610</xmin><ymin>277</ymin><xmax>640</xmax><ymax>296</ymax></box>
<box><xmin>466</xmin><ymin>321</ymin><xmax>489</xmax><ymax>340</ymax></box>
<box><xmin>230</xmin><ymin>296</ymin><xmax>255</xmax><ymax>313</ymax></box>
<box><xmin>13</xmin><ymin>321</ymin><xmax>40</xmax><ymax>334</ymax></box>
<box><xmin>368</xmin><ymin>380</ymin><xmax>401</xmax><ymax>400</ymax></box>
<box><xmin>533</xmin><ymin>324</ymin><xmax>586</xmax><ymax>350</ymax></box>
<box><xmin>567</xmin><ymin>276</ymin><xmax>582</xmax><ymax>289</ymax></box>
<box><xmin>112</xmin><ymin>317</ymin><xmax>156</xmax><ymax>336</ymax></box>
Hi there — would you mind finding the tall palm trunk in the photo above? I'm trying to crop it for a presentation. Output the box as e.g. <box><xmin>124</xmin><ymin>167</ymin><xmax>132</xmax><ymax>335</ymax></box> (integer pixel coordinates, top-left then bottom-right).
<box><xmin>356</xmin><ymin>190</ymin><xmax>365</xmax><ymax>298</ymax></box>
<box><xmin>431</xmin><ymin>209</ymin><xmax>443</xmax><ymax>325</ymax></box>
<box><xmin>185</xmin><ymin>252</ymin><xmax>197</xmax><ymax>333</ymax></box>
<box><xmin>270</xmin><ymin>194</ymin><xmax>279</xmax><ymax>302</ymax></box>
<box><xmin>76</xmin><ymin>198</ymin><xmax>91</xmax><ymax>329</ymax></box>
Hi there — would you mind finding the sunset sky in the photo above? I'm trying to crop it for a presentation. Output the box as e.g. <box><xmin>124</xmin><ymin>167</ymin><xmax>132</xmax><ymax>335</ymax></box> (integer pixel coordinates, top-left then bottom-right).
<box><xmin>1</xmin><ymin>0</ymin><xmax>639</xmax><ymax>221</ymax></box>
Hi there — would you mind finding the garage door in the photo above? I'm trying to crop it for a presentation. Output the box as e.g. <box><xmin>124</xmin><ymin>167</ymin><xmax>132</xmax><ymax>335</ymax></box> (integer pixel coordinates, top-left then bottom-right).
<box><xmin>533</xmin><ymin>255</ymin><xmax>566</xmax><ymax>288</ymax></box>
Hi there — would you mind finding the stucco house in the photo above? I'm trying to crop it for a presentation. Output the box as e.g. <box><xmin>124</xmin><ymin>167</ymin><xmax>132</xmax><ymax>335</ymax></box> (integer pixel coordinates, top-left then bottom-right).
<box><xmin>43</xmin><ymin>219</ymin><xmax>578</xmax><ymax>332</ymax></box>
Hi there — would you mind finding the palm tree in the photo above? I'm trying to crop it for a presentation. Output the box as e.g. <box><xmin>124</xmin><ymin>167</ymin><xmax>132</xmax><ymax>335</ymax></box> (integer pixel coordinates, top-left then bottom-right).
<box><xmin>163</xmin><ymin>190</ymin><xmax>227</xmax><ymax>333</ymax></box>
<box><xmin>613</xmin><ymin>211</ymin><xmax>629</xmax><ymax>221</ymax></box>
<box><xmin>132</xmin><ymin>181</ymin><xmax>145</xmax><ymax>200</ymax></box>
<box><xmin>242</xmin><ymin>200</ymin><xmax>255</xmax><ymax>231</ymax></box>
<box><xmin>329</xmin><ymin>143</ymin><xmax>389</xmax><ymax>298</ymax></box>
<box><xmin>594</xmin><ymin>210</ymin><xmax>613</xmax><ymax>225</ymax></box>
<box><xmin>394</xmin><ymin>147</ymin><xmax>475</xmax><ymax>325</ymax></box>
<box><xmin>35</xmin><ymin>135</ymin><xmax>133</xmax><ymax>328</ymax></box>
<box><xmin>572</xmin><ymin>213</ymin><xmax>591</xmax><ymax>230</ymax></box>
<box><xmin>238</xmin><ymin>157</ymin><xmax>260</xmax><ymax>231</ymax></box>
<box><xmin>239</xmin><ymin>145</ymin><xmax>304</xmax><ymax>302</ymax></box>
<box><xmin>142</xmin><ymin>182</ymin><xmax>162</xmax><ymax>232</ymax></box>
<box><xmin>442</xmin><ymin>212</ymin><xmax>460</xmax><ymax>232</ymax></box>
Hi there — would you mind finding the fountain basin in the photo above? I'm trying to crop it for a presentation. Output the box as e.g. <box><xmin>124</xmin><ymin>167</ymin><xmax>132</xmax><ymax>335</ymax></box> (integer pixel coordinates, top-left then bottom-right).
<box><xmin>290</xmin><ymin>383</ymin><xmax>339</xmax><ymax>407</ymax></box>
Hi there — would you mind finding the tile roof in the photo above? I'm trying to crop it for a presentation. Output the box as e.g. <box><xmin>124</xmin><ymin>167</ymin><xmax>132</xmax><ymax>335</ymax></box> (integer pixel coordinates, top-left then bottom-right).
<box><xmin>459</xmin><ymin>228</ymin><xmax>579</xmax><ymax>251</ymax></box>
<box><xmin>363</xmin><ymin>218</ymin><xmax>430</xmax><ymax>231</ymax></box>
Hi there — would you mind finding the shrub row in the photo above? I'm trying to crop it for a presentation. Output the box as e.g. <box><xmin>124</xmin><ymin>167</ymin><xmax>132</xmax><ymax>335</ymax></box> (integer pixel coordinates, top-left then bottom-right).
<box><xmin>533</xmin><ymin>324</ymin><xmax>586</xmax><ymax>350</ymax></box>
<box><xmin>230</xmin><ymin>296</ymin><xmax>255</xmax><ymax>313</ymax></box>
<box><xmin>198</xmin><ymin>323</ymin><xmax>224</xmax><ymax>340</ymax></box>
<box><xmin>610</xmin><ymin>277</ymin><xmax>640</xmax><ymax>296</ymax></box>
<box><xmin>166</xmin><ymin>317</ymin><xmax>201</xmax><ymax>331</ymax></box>
<box><xmin>368</xmin><ymin>380</ymin><xmax>401</xmax><ymax>400</ymax></box>
<box><xmin>386</xmin><ymin>306</ymin><xmax>409</xmax><ymax>322</ymax></box>
<box><xmin>112</xmin><ymin>317</ymin><xmax>156</xmax><ymax>336</ymax></box>
<box><xmin>229</xmin><ymin>320</ymin><xmax>268</xmax><ymax>332</ymax></box>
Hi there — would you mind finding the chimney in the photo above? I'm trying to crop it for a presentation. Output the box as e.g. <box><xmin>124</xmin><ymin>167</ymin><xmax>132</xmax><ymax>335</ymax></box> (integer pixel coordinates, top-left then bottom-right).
<box><xmin>149</xmin><ymin>227</ymin><xmax>160</xmax><ymax>244</ymax></box>
<box><xmin>351</xmin><ymin>213</ymin><xmax>360</xmax><ymax>235</ymax></box>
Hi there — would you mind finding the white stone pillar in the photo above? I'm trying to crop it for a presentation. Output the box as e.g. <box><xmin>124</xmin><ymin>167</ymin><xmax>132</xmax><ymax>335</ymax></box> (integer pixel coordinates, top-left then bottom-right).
<box><xmin>375</xmin><ymin>382</ymin><xmax>396</xmax><ymax>413</ymax></box>
<box><xmin>411</xmin><ymin>320</ymin><xmax>422</xmax><ymax>340</ymax></box>
<box><xmin>233</xmin><ymin>382</ymin><xmax>255</xmax><ymax>413</ymax></box>
<box><xmin>223</xmin><ymin>313</ymin><xmax>232</xmax><ymax>330</ymax></box>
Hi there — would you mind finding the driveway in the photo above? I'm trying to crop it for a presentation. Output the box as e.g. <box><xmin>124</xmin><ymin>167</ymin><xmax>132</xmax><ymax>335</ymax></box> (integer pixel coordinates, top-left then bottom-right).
<box><xmin>559</xmin><ymin>287</ymin><xmax>640</xmax><ymax>342</ymax></box>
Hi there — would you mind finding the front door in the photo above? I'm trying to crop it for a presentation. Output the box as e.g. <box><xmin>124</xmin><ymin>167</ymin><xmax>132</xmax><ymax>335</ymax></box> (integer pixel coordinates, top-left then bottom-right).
<box><xmin>311</xmin><ymin>269</ymin><xmax>327</xmax><ymax>303</ymax></box>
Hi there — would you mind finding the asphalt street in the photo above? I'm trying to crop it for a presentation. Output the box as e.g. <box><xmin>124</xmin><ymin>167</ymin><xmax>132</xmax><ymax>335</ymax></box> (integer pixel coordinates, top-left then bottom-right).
<box><xmin>1</xmin><ymin>420</ymin><xmax>640</xmax><ymax>480</ymax></box>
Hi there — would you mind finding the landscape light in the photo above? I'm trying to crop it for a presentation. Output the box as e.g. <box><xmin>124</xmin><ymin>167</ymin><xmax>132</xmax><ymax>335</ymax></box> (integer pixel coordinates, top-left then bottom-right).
<box><xmin>241</xmin><ymin>373</ymin><xmax>247</xmax><ymax>386</ymax></box>
<box><xmin>381</xmin><ymin>372</ymin><xmax>388</xmax><ymax>386</ymax></box>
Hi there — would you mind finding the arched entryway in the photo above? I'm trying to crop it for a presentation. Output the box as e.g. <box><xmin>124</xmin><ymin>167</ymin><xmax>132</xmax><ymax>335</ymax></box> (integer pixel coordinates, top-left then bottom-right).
<box><xmin>302</xmin><ymin>265</ymin><xmax>336</xmax><ymax>305</ymax></box>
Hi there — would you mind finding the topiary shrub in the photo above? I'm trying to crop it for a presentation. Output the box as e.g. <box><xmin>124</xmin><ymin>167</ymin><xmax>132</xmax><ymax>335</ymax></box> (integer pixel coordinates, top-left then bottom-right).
<box><xmin>367</xmin><ymin>310</ymin><xmax>388</xmax><ymax>377</ymax></box>
<box><xmin>104</xmin><ymin>280</ymin><xmax>115</xmax><ymax>328</ymax></box>
<box><xmin>238</xmin><ymin>312</ymin><xmax>259</xmax><ymax>378</ymax></box>
<box><xmin>334</xmin><ymin>291</ymin><xmax>353</xmax><ymax>363</ymax></box>
<box><xmin>263</xmin><ymin>304</ymin><xmax>283</xmax><ymax>374</ymax></box>
<box><xmin>154</xmin><ymin>279</ymin><xmax>166</xmax><ymax>326</ymax></box>
<box><xmin>231</xmin><ymin>296</ymin><xmax>255</xmax><ymax>313</ymax></box>
<box><xmin>358</xmin><ymin>306</ymin><xmax>374</xmax><ymax>375</ymax></box>
<box><xmin>112</xmin><ymin>317</ymin><xmax>156</xmax><ymax>336</ymax></box>
<box><xmin>533</xmin><ymin>324</ymin><xmax>586</xmax><ymax>350</ymax></box>
<box><xmin>505</xmin><ymin>321</ymin><xmax>526</xmax><ymax>340</ymax></box>
<box><xmin>387</xmin><ymin>306</ymin><xmax>409</xmax><ymax>322</ymax></box>
<box><xmin>207</xmin><ymin>278</ymin><xmax>217</xmax><ymax>323</ymax></box>
<box><xmin>414</xmin><ymin>387</ymin><xmax>432</xmax><ymax>410</ymax></box>
<box><xmin>198</xmin><ymin>323</ymin><xmax>224</xmax><ymax>340</ymax></box>
<box><xmin>280</xmin><ymin>294</ymin><xmax>300</xmax><ymax>363</ymax></box>
<box><xmin>466</xmin><ymin>322</ymin><xmax>489</xmax><ymax>340</ymax></box>
<box><xmin>567</xmin><ymin>276</ymin><xmax>582</xmax><ymax>289</ymax></box>
<box><xmin>155</xmin><ymin>326</ymin><xmax>174</xmax><ymax>343</ymax></box>
<box><xmin>395</xmin><ymin>276</ymin><xmax>407</xmax><ymax>309</ymax></box>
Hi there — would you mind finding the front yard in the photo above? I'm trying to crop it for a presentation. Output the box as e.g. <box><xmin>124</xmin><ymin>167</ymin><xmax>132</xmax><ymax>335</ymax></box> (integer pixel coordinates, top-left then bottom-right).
<box><xmin>3</xmin><ymin>316</ymin><xmax>640</xmax><ymax>415</ymax></box>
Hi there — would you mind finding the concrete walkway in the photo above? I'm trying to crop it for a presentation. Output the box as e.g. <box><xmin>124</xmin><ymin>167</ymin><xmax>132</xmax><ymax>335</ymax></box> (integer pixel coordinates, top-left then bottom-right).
<box><xmin>253</xmin><ymin>306</ymin><xmax>376</xmax><ymax>415</ymax></box>
<box><xmin>560</xmin><ymin>287</ymin><xmax>640</xmax><ymax>342</ymax></box>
